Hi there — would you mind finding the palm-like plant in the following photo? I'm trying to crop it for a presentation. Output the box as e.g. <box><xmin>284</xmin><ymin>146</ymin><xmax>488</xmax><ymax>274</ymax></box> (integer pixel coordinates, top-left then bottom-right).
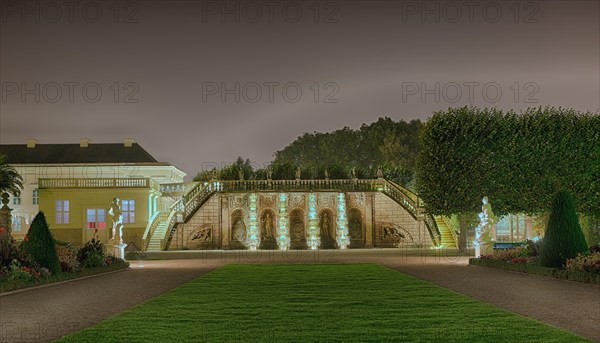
<box><xmin>0</xmin><ymin>154</ymin><xmax>23</xmax><ymax>199</ymax></box>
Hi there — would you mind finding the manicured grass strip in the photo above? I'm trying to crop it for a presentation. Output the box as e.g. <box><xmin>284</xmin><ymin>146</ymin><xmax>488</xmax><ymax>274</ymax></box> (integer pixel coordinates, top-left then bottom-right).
<box><xmin>58</xmin><ymin>264</ymin><xmax>591</xmax><ymax>342</ymax></box>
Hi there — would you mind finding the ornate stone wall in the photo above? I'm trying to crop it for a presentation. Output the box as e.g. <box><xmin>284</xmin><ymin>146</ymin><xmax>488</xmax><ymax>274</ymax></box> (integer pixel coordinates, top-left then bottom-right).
<box><xmin>373</xmin><ymin>192</ymin><xmax>429</xmax><ymax>247</ymax></box>
<box><xmin>170</xmin><ymin>194</ymin><xmax>221</xmax><ymax>249</ymax></box>
<box><xmin>168</xmin><ymin>191</ymin><xmax>432</xmax><ymax>250</ymax></box>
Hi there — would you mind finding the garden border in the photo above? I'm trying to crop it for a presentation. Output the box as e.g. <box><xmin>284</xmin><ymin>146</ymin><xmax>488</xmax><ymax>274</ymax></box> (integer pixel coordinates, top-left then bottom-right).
<box><xmin>0</xmin><ymin>261</ymin><xmax>130</xmax><ymax>295</ymax></box>
<box><xmin>469</xmin><ymin>258</ymin><xmax>600</xmax><ymax>286</ymax></box>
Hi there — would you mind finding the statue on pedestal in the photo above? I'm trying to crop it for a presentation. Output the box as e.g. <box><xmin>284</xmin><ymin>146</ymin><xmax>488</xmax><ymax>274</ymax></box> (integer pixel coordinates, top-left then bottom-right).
<box><xmin>0</xmin><ymin>193</ymin><xmax>13</xmax><ymax>242</ymax></box>
<box><xmin>295</xmin><ymin>167</ymin><xmax>301</xmax><ymax>180</ymax></box>
<box><xmin>321</xmin><ymin>213</ymin><xmax>331</xmax><ymax>238</ymax></box>
<box><xmin>107</xmin><ymin>197</ymin><xmax>127</xmax><ymax>259</ymax></box>
<box><xmin>262</xmin><ymin>212</ymin><xmax>273</xmax><ymax>239</ymax></box>
<box><xmin>259</xmin><ymin>211</ymin><xmax>277</xmax><ymax>249</ymax></box>
<box><xmin>108</xmin><ymin>197</ymin><xmax>123</xmax><ymax>244</ymax></box>
<box><xmin>376</xmin><ymin>166</ymin><xmax>384</xmax><ymax>179</ymax></box>
<box><xmin>474</xmin><ymin>196</ymin><xmax>498</xmax><ymax>257</ymax></box>
<box><xmin>319</xmin><ymin>211</ymin><xmax>337</xmax><ymax>249</ymax></box>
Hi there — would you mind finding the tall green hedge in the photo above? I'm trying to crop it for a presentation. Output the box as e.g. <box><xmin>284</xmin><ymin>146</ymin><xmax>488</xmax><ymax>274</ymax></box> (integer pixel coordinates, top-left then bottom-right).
<box><xmin>416</xmin><ymin>106</ymin><xmax>599</xmax><ymax>216</ymax></box>
<box><xmin>22</xmin><ymin>212</ymin><xmax>61</xmax><ymax>274</ymax></box>
<box><xmin>540</xmin><ymin>191</ymin><xmax>588</xmax><ymax>268</ymax></box>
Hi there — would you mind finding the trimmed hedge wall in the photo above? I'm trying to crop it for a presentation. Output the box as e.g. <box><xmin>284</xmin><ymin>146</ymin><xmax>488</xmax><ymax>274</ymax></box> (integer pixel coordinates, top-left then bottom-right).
<box><xmin>469</xmin><ymin>258</ymin><xmax>600</xmax><ymax>285</ymax></box>
<box><xmin>417</xmin><ymin>107</ymin><xmax>600</xmax><ymax>216</ymax></box>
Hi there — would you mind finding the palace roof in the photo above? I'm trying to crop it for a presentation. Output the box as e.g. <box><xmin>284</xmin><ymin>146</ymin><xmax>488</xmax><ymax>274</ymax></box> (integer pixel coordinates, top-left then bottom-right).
<box><xmin>0</xmin><ymin>142</ymin><xmax>158</xmax><ymax>164</ymax></box>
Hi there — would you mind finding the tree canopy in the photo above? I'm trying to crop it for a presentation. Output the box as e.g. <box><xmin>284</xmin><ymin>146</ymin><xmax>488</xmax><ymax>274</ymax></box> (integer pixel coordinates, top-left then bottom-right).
<box><xmin>273</xmin><ymin>117</ymin><xmax>422</xmax><ymax>186</ymax></box>
<box><xmin>193</xmin><ymin>117</ymin><xmax>423</xmax><ymax>188</ymax></box>
<box><xmin>0</xmin><ymin>154</ymin><xmax>23</xmax><ymax>196</ymax></box>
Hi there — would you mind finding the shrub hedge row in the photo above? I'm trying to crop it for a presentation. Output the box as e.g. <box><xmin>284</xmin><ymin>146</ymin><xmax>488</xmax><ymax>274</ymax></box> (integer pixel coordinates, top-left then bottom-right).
<box><xmin>469</xmin><ymin>258</ymin><xmax>600</xmax><ymax>285</ymax></box>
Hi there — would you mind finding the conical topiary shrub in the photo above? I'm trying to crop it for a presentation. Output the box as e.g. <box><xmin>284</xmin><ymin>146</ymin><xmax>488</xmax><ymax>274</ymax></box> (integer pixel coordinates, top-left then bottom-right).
<box><xmin>23</xmin><ymin>212</ymin><xmax>61</xmax><ymax>274</ymax></box>
<box><xmin>540</xmin><ymin>191</ymin><xmax>588</xmax><ymax>268</ymax></box>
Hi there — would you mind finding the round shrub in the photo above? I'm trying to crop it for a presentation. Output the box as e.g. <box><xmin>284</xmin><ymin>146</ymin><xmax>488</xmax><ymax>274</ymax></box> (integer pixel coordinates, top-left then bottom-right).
<box><xmin>540</xmin><ymin>191</ymin><xmax>588</xmax><ymax>268</ymax></box>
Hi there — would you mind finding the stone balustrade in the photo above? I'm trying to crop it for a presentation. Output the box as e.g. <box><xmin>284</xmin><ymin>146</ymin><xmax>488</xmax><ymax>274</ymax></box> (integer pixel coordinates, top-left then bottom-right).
<box><xmin>39</xmin><ymin>178</ymin><xmax>153</xmax><ymax>189</ymax></box>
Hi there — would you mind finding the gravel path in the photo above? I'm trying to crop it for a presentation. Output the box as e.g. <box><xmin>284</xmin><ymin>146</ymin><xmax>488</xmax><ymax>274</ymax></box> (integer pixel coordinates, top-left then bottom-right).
<box><xmin>0</xmin><ymin>260</ymin><xmax>220</xmax><ymax>342</ymax></box>
<box><xmin>1</xmin><ymin>250</ymin><xmax>598</xmax><ymax>342</ymax></box>
<box><xmin>383</xmin><ymin>259</ymin><xmax>600</xmax><ymax>342</ymax></box>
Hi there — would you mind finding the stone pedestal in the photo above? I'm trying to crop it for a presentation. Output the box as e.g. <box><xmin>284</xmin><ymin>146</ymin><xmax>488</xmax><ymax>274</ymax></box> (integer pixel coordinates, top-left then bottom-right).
<box><xmin>259</xmin><ymin>236</ymin><xmax>277</xmax><ymax>250</ymax></box>
<box><xmin>290</xmin><ymin>237</ymin><xmax>308</xmax><ymax>250</ymax></box>
<box><xmin>110</xmin><ymin>243</ymin><xmax>128</xmax><ymax>260</ymax></box>
<box><xmin>320</xmin><ymin>235</ymin><xmax>338</xmax><ymax>249</ymax></box>
<box><xmin>473</xmin><ymin>241</ymin><xmax>491</xmax><ymax>258</ymax></box>
<box><xmin>474</xmin><ymin>243</ymin><xmax>481</xmax><ymax>258</ymax></box>
<box><xmin>0</xmin><ymin>193</ymin><xmax>13</xmax><ymax>242</ymax></box>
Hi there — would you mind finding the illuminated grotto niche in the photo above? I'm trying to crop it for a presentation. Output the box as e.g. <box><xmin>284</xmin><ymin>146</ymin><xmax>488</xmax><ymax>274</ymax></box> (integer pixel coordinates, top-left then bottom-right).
<box><xmin>277</xmin><ymin>193</ymin><xmax>290</xmax><ymax>250</ymax></box>
<box><xmin>246</xmin><ymin>193</ymin><xmax>260</xmax><ymax>250</ymax></box>
<box><xmin>336</xmin><ymin>193</ymin><xmax>350</xmax><ymax>249</ymax></box>
<box><xmin>307</xmin><ymin>193</ymin><xmax>320</xmax><ymax>250</ymax></box>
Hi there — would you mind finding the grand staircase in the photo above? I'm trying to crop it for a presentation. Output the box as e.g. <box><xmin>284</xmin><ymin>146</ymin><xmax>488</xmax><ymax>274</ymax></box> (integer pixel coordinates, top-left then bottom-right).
<box><xmin>143</xmin><ymin>182</ymin><xmax>219</xmax><ymax>251</ymax></box>
<box><xmin>142</xmin><ymin>178</ymin><xmax>448</xmax><ymax>251</ymax></box>
<box><xmin>435</xmin><ymin>216</ymin><xmax>457</xmax><ymax>248</ymax></box>
<box><xmin>146</xmin><ymin>221</ymin><xmax>168</xmax><ymax>251</ymax></box>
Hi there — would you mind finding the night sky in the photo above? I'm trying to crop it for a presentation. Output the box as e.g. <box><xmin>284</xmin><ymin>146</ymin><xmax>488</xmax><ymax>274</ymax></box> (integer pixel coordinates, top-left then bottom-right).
<box><xmin>1</xmin><ymin>0</ymin><xmax>598</xmax><ymax>178</ymax></box>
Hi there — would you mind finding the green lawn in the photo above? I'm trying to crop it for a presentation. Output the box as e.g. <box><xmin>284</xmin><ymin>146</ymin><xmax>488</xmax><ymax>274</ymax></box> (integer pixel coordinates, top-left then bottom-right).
<box><xmin>58</xmin><ymin>264</ymin><xmax>591</xmax><ymax>342</ymax></box>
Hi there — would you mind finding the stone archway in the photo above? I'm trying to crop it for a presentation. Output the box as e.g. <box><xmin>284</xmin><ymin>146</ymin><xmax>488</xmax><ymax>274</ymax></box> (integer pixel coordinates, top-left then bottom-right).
<box><xmin>230</xmin><ymin>209</ymin><xmax>247</xmax><ymax>249</ymax></box>
<box><xmin>290</xmin><ymin>208</ymin><xmax>308</xmax><ymax>249</ymax></box>
<box><xmin>348</xmin><ymin>208</ymin><xmax>364</xmax><ymax>248</ymax></box>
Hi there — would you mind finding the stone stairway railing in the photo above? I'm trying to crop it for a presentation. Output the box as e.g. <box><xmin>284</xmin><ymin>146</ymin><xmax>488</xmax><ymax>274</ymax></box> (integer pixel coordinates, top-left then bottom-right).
<box><xmin>142</xmin><ymin>211</ymin><xmax>168</xmax><ymax>250</ymax></box>
<box><xmin>423</xmin><ymin>214</ymin><xmax>442</xmax><ymax>247</ymax></box>
<box><xmin>376</xmin><ymin>180</ymin><xmax>441</xmax><ymax>246</ymax></box>
<box><xmin>161</xmin><ymin>199</ymin><xmax>185</xmax><ymax>250</ymax></box>
<box><xmin>439</xmin><ymin>215</ymin><xmax>458</xmax><ymax>247</ymax></box>
<box><xmin>163</xmin><ymin>182</ymin><xmax>221</xmax><ymax>249</ymax></box>
<box><xmin>146</xmin><ymin>178</ymin><xmax>442</xmax><ymax>251</ymax></box>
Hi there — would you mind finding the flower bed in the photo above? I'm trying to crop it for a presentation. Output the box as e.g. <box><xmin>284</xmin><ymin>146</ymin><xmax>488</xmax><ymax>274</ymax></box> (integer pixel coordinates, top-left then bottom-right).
<box><xmin>0</xmin><ymin>259</ymin><xmax>129</xmax><ymax>294</ymax></box>
<box><xmin>470</xmin><ymin>246</ymin><xmax>600</xmax><ymax>286</ymax></box>
<box><xmin>1</xmin><ymin>225</ymin><xmax>130</xmax><ymax>295</ymax></box>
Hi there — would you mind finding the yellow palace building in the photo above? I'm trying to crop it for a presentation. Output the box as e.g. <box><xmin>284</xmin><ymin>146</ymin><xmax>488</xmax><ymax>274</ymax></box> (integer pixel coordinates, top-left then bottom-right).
<box><xmin>0</xmin><ymin>138</ymin><xmax>185</xmax><ymax>248</ymax></box>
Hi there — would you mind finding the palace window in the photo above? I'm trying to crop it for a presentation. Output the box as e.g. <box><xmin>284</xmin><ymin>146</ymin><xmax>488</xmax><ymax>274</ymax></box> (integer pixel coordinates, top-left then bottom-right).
<box><xmin>122</xmin><ymin>200</ymin><xmax>135</xmax><ymax>224</ymax></box>
<box><xmin>12</xmin><ymin>216</ymin><xmax>24</xmax><ymax>232</ymax></box>
<box><xmin>32</xmin><ymin>189</ymin><xmax>39</xmax><ymax>205</ymax></box>
<box><xmin>87</xmin><ymin>209</ymin><xmax>107</xmax><ymax>229</ymax></box>
<box><xmin>13</xmin><ymin>196</ymin><xmax>21</xmax><ymax>205</ymax></box>
<box><xmin>55</xmin><ymin>200</ymin><xmax>70</xmax><ymax>224</ymax></box>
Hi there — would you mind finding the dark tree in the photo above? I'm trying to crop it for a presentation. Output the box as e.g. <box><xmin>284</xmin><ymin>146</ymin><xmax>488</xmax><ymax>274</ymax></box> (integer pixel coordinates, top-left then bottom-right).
<box><xmin>540</xmin><ymin>191</ymin><xmax>588</xmax><ymax>268</ymax></box>
<box><xmin>22</xmin><ymin>212</ymin><xmax>61</xmax><ymax>274</ymax></box>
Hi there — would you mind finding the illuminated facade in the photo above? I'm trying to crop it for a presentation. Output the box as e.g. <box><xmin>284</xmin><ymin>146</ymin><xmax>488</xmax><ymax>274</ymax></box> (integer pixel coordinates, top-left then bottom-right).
<box><xmin>154</xmin><ymin>179</ymin><xmax>446</xmax><ymax>251</ymax></box>
<box><xmin>0</xmin><ymin>139</ymin><xmax>185</xmax><ymax>247</ymax></box>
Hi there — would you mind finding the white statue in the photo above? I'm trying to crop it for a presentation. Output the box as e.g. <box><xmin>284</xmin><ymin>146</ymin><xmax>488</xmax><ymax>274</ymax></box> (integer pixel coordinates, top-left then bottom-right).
<box><xmin>473</xmin><ymin>196</ymin><xmax>497</xmax><ymax>257</ymax></box>
<box><xmin>108</xmin><ymin>197</ymin><xmax>123</xmax><ymax>245</ymax></box>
